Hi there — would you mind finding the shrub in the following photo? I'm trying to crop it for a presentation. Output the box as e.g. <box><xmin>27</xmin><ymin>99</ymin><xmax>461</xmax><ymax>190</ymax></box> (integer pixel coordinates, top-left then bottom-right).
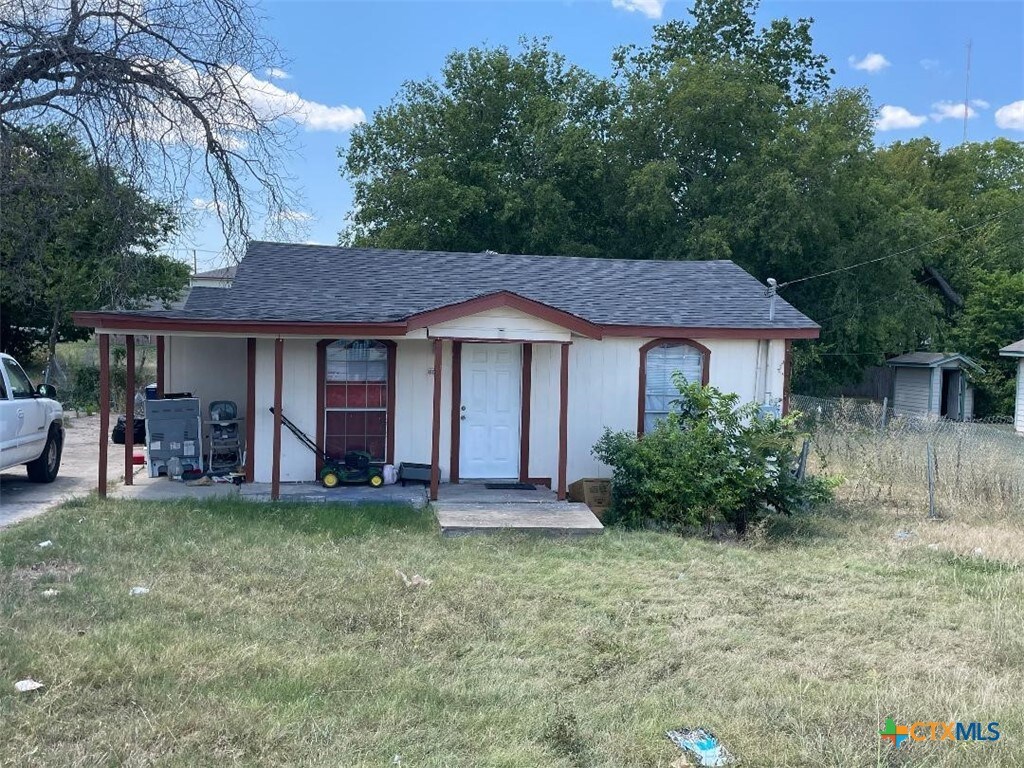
<box><xmin>593</xmin><ymin>378</ymin><xmax>833</xmax><ymax>535</ymax></box>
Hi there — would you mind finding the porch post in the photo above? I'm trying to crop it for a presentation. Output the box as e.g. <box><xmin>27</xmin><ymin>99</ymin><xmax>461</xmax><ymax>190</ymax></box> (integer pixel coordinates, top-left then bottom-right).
<box><xmin>245</xmin><ymin>338</ymin><xmax>256</xmax><ymax>482</ymax></box>
<box><xmin>781</xmin><ymin>340</ymin><xmax>793</xmax><ymax>416</ymax></box>
<box><xmin>430</xmin><ymin>338</ymin><xmax>442</xmax><ymax>501</ymax></box>
<box><xmin>557</xmin><ymin>341</ymin><xmax>569</xmax><ymax>501</ymax></box>
<box><xmin>124</xmin><ymin>334</ymin><xmax>135</xmax><ymax>486</ymax></box>
<box><xmin>155</xmin><ymin>335</ymin><xmax>165</xmax><ymax>397</ymax></box>
<box><xmin>519</xmin><ymin>343</ymin><xmax>532</xmax><ymax>483</ymax></box>
<box><xmin>98</xmin><ymin>333</ymin><xmax>110</xmax><ymax>498</ymax></box>
<box><xmin>271</xmin><ymin>338</ymin><xmax>284</xmax><ymax>501</ymax></box>
<box><xmin>449</xmin><ymin>341</ymin><xmax>461</xmax><ymax>484</ymax></box>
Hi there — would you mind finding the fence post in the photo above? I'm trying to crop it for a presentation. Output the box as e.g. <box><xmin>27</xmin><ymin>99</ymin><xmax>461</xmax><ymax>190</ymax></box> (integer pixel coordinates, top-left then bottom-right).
<box><xmin>880</xmin><ymin>397</ymin><xmax>888</xmax><ymax>432</ymax></box>
<box><xmin>796</xmin><ymin>439</ymin><xmax>810</xmax><ymax>481</ymax></box>
<box><xmin>926</xmin><ymin>442</ymin><xmax>937</xmax><ymax>519</ymax></box>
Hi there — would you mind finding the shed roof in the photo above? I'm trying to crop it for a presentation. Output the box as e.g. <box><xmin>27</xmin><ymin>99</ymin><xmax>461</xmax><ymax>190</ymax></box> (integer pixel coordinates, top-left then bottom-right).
<box><xmin>999</xmin><ymin>339</ymin><xmax>1024</xmax><ymax>357</ymax></box>
<box><xmin>887</xmin><ymin>351</ymin><xmax>984</xmax><ymax>371</ymax></box>
<box><xmin>90</xmin><ymin>242</ymin><xmax>819</xmax><ymax>333</ymax></box>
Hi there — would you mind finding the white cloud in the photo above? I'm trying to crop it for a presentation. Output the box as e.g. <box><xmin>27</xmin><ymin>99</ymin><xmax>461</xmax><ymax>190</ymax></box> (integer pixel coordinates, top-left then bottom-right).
<box><xmin>971</xmin><ymin>99</ymin><xmax>990</xmax><ymax>110</ymax></box>
<box><xmin>876</xmin><ymin>105</ymin><xmax>928</xmax><ymax>131</ymax></box>
<box><xmin>849</xmin><ymin>52</ymin><xmax>891</xmax><ymax>73</ymax></box>
<box><xmin>276</xmin><ymin>209</ymin><xmax>314</xmax><ymax>222</ymax></box>
<box><xmin>920</xmin><ymin>58</ymin><xmax>940</xmax><ymax>71</ymax></box>
<box><xmin>265</xmin><ymin>67</ymin><xmax>291</xmax><ymax>80</ymax></box>
<box><xmin>191</xmin><ymin>197</ymin><xmax>220</xmax><ymax>212</ymax></box>
<box><xmin>611</xmin><ymin>0</ymin><xmax>665</xmax><ymax>19</ymax></box>
<box><xmin>930</xmin><ymin>100</ymin><xmax>978</xmax><ymax>122</ymax></box>
<box><xmin>231</xmin><ymin>67</ymin><xmax>365</xmax><ymax>132</ymax></box>
<box><xmin>995</xmin><ymin>100</ymin><xmax>1024</xmax><ymax>130</ymax></box>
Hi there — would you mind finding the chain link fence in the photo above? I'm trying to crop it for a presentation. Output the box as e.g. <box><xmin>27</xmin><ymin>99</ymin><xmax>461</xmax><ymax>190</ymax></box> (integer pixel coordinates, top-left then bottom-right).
<box><xmin>792</xmin><ymin>395</ymin><xmax>1024</xmax><ymax>517</ymax></box>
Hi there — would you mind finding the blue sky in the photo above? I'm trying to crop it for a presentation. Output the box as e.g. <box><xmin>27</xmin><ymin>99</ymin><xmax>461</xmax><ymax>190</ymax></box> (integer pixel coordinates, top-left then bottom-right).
<box><xmin>178</xmin><ymin>0</ymin><xmax>1024</xmax><ymax>270</ymax></box>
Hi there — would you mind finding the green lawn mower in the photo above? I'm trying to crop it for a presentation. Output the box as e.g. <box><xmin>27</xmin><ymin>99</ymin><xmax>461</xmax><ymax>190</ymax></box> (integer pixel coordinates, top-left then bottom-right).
<box><xmin>269</xmin><ymin>407</ymin><xmax>384</xmax><ymax>488</ymax></box>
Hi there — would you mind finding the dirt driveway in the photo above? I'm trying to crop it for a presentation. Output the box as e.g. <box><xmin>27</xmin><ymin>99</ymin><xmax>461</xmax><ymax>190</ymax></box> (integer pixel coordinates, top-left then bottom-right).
<box><xmin>0</xmin><ymin>415</ymin><xmax>123</xmax><ymax>528</ymax></box>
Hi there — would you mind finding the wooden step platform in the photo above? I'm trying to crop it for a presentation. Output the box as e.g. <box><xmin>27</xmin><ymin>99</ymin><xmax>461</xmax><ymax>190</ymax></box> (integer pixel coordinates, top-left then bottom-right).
<box><xmin>434</xmin><ymin>502</ymin><xmax>604</xmax><ymax>537</ymax></box>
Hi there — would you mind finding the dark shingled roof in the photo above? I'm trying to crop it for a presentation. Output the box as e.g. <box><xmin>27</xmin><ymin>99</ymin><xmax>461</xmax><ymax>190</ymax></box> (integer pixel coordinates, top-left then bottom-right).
<box><xmin>149</xmin><ymin>242</ymin><xmax>816</xmax><ymax>330</ymax></box>
<box><xmin>192</xmin><ymin>266</ymin><xmax>237</xmax><ymax>280</ymax></box>
<box><xmin>102</xmin><ymin>243</ymin><xmax>817</xmax><ymax>329</ymax></box>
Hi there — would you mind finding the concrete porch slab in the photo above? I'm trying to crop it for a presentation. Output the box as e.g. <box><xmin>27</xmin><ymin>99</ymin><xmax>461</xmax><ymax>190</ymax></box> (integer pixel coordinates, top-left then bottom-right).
<box><xmin>241</xmin><ymin>482</ymin><xmax>428</xmax><ymax>508</ymax></box>
<box><xmin>434</xmin><ymin>501</ymin><xmax>603</xmax><ymax>537</ymax></box>
<box><xmin>437</xmin><ymin>482</ymin><xmax>558</xmax><ymax>504</ymax></box>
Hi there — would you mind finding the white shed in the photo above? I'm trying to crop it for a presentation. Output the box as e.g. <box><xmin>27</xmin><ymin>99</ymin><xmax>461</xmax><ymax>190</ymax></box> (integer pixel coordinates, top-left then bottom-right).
<box><xmin>999</xmin><ymin>339</ymin><xmax>1024</xmax><ymax>434</ymax></box>
<box><xmin>886</xmin><ymin>352</ymin><xmax>983</xmax><ymax>421</ymax></box>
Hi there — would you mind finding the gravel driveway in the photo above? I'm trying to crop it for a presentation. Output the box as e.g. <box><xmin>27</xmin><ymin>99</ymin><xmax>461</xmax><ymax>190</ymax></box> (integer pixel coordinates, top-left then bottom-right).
<box><xmin>0</xmin><ymin>415</ymin><xmax>123</xmax><ymax>528</ymax></box>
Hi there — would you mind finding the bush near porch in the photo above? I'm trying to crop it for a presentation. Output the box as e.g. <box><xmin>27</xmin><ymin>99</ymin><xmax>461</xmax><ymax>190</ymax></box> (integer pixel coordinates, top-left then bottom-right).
<box><xmin>2</xmin><ymin>498</ymin><xmax>1023</xmax><ymax>766</ymax></box>
<box><xmin>594</xmin><ymin>381</ymin><xmax>835</xmax><ymax>535</ymax></box>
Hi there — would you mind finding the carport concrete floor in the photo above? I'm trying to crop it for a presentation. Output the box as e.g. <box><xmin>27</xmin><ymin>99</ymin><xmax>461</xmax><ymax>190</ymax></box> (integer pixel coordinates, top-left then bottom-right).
<box><xmin>0</xmin><ymin>414</ymin><xmax>123</xmax><ymax>528</ymax></box>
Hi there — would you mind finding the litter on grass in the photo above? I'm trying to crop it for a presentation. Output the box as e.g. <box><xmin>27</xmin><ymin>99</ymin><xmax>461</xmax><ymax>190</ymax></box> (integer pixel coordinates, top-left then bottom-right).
<box><xmin>666</xmin><ymin>728</ymin><xmax>735</xmax><ymax>767</ymax></box>
<box><xmin>130</xmin><ymin>586</ymin><xmax>150</xmax><ymax>596</ymax></box>
<box><xmin>37</xmin><ymin>540</ymin><xmax>53</xmax><ymax>549</ymax></box>
<box><xmin>41</xmin><ymin>589</ymin><xmax>59</xmax><ymax>597</ymax></box>
<box><xmin>396</xmin><ymin>570</ymin><xmax>432</xmax><ymax>588</ymax></box>
<box><xmin>15</xmin><ymin>679</ymin><xmax>44</xmax><ymax>693</ymax></box>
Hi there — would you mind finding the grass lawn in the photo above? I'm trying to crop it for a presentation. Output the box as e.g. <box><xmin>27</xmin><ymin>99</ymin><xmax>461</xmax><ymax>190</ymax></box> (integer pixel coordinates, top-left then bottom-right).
<box><xmin>2</xmin><ymin>497</ymin><xmax>1022</xmax><ymax>766</ymax></box>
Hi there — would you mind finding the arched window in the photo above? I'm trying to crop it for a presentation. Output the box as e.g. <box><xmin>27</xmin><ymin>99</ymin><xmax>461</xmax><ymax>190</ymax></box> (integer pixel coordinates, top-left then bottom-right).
<box><xmin>323</xmin><ymin>340</ymin><xmax>391</xmax><ymax>461</ymax></box>
<box><xmin>638</xmin><ymin>340</ymin><xmax>710</xmax><ymax>435</ymax></box>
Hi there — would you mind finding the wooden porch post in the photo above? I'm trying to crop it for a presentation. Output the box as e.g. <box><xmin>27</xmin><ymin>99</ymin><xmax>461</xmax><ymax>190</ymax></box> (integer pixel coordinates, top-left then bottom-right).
<box><xmin>98</xmin><ymin>333</ymin><xmax>110</xmax><ymax>498</ymax></box>
<box><xmin>245</xmin><ymin>338</ymin><xmax>256</xmax><ymax>482</ymax></box>
<box><xmin>449</xmin><ymin>341</ymin><xmax>461</xmax><ymax>484</ymax></box>
<box><xmin>124</xmin><ymin>334</ymin><xmax>135</xmax><ymax>486</ymax></box>
<box><xmin>271</xmin><ymin>338</ymin><xmax>284</xmax><ymax>501</ymax></box>
<box><xmin>430</xmin><ymin>338</ymin><xmax>443</xmax><ymax>501</ymax></box>
<box><xmin>519</xmin><ymin>343</ymin><xmax>532</xmax><ymax>483</ymax></box>
<box><xmin>557</xmin><ymin>342</ymin><xmax>569</xmax><ymax>501</ymax></box>
<box><xmin>155</xmin><ymin>335</ymin><xmax>165</xmax><ymax>397</ymax></box>
<box><xmin>781</xmin><ymin>340</ymin><xmax>793</xmax><ymax>416</ymax></box>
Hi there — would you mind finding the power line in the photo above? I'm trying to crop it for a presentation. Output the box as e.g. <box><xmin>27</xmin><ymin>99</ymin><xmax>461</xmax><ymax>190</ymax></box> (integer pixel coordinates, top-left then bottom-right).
<box><xmin>775</xmin><ymin>205</ymin><xmax>1023</xmax><ymax>290</ymax></box>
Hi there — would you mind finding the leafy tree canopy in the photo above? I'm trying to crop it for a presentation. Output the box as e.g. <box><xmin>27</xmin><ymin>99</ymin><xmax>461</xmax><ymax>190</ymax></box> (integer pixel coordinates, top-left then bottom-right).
<box><xmin>341</xmin><ymin>0</ymin><xmax>1023</xmax><ymax>415</ymax></box>
<box><xmin>1</xmin><ymin>127</ymin><xmax>190</xmax><ymax>361</ymax></box>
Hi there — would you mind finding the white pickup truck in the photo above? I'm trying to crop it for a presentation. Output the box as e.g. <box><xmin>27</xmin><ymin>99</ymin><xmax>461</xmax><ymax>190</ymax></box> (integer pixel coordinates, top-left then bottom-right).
<box><xmin>0</xmin><ymin>352</ymin><xmax>64</xmax><ymax>482</ymax></box>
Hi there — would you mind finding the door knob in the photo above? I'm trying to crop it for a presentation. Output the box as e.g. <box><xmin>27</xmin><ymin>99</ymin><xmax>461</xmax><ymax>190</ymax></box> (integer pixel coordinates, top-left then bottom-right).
<box><xmin>460</xmin><ymin>415</ymin><xmax>466</xmax><ymax>420</ymax></box>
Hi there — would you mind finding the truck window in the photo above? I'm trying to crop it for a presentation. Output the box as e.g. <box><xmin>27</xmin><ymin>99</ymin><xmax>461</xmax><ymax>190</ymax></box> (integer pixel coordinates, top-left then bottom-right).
<box><xmin>2</xmin><ymin>359</ymin><xmax>35</xmax><ymax>399</ymax></box>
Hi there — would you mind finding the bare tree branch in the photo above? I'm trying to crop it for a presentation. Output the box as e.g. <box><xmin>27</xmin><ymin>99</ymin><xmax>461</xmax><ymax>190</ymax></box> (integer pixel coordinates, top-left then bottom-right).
<box><xmin>0</xmin><ymin>0</ymin><xmax>298</xmax><ymax>257</ymax></box>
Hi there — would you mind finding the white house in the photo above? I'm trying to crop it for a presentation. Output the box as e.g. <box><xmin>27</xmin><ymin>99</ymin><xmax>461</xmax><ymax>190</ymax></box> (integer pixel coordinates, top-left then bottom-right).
<box><xmin>999</xmin><ymin>339</ymin><xmax>1024</xmax><ymax>433</ymax></box>
<box><xmin>75</xmin><ymin>243</ymin><xmax>819</xmax><ymax>500</ymax></box>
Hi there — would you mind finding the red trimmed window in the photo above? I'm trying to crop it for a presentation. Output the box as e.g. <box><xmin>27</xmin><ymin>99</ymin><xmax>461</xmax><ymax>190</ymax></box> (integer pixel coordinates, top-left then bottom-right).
<box><xmin>324</xmin><ymin>340</ymin><xmax>388</xmax><ymax>461</ymax></box>
<box><xmin>642</xmin><ymin>342</ymin><xmax>706</xmax><ymax>433</ymax></box>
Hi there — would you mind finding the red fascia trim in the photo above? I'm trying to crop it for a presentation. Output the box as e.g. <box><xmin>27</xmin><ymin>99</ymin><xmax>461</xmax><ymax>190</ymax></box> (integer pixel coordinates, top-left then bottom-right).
<box><xmin>73</xmin><ymin>311</ymin><xmax>408</xmax><ymax>337</ymax></box>
<box><xmin>604</xmin><ymin>325</ymin><xmax>820</xmax><ymax>340</ymax></box>
<box><xmin>405</xmin><ymin>291</ymin><xmax>603</xmax><ymax>340</ymax></box>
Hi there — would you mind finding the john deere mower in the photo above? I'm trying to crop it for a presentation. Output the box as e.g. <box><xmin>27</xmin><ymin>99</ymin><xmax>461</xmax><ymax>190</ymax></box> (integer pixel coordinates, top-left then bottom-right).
<box><xmin>269</xmin><ymin>407</ymin><xmax>384</xmax><ymax>488</ymax></box>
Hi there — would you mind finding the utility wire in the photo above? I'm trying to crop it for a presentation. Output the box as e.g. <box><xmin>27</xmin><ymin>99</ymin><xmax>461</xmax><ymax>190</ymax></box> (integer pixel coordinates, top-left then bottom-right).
<box><xmin>775</xmin><ymin>205</ymin><xmax>1023</xmax><ymax>290</ymax></box>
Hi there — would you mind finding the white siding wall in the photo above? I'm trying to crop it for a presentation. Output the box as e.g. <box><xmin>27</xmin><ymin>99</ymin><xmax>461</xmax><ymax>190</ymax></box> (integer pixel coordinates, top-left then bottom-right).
<box><xmin>430</xmin><ymin>307</ymin><xmax>571</xmax><ymax>342</ymax></box>
<box><xmin>253</xmin><ymin>338</ymin><xmax>318</xmax><ymax>483</ymax></box>
<box><xmin>1016</xmin><ymin>360</ymin><xmax>1024</xmax><ymax>433</ymax></box>
<box><xmin>168</xmin><ymin>333</ymin><xmax>794</xmax><ymax>485</ymax></box>
<box><xmin>892</xmin><ymin>367</ymin><xmax>933</xmax><ymax>418</ymax></box>
<box><xmin>163</xmin><ymin>337</ymin><xmax>248</xmax><ymax>453</ymax></box>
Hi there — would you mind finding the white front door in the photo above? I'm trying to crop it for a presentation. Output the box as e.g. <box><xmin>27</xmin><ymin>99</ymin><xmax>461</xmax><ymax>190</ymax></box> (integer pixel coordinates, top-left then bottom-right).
<box><xmin>460</xmin><ymin>344</ymin><xmax>521</xmax><ymax>478</ymax></box>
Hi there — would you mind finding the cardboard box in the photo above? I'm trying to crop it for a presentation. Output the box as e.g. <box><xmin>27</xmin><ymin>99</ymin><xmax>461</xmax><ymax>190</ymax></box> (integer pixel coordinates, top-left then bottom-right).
<box><xmin>567</xmin><ymin>478</ymin><xmax>612</xmax><ymax>518</ymax></box>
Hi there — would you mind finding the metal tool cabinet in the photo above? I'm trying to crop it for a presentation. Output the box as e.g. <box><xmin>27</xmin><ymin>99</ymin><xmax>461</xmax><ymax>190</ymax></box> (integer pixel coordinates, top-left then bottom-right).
<box><xmin>145</xmin><ymin>398</ymin><xmax>203</xmax><ymax>477</ymax></box>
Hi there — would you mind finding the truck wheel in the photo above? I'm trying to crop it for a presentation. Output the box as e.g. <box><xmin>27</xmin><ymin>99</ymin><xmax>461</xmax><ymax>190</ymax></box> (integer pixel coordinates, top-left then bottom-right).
<box><xmin>27</xmin><ymin>426</ymin><xmax>62</xmax><ymax>483</ymax></box>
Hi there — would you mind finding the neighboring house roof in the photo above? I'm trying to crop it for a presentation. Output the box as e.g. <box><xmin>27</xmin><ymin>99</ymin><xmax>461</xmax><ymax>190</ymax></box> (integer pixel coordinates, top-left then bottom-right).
<box><xmin>75</xmin><ymin>242</ymin><xmax>819</xmax><ymax>336</ymax></box>
<box><xmin>887</xmin><ymin>351</ymin><xmax>984</xmax><ymax>372</ymax></box>
<box><xmin>192</xmin><ymin>266</ymin><xmax>237</xmax><ymax>280</ymax></box>
<box><xmin>999</xmin><ymin>339</ymin><xmax>1024</xmax><ymax>357</ymax></box>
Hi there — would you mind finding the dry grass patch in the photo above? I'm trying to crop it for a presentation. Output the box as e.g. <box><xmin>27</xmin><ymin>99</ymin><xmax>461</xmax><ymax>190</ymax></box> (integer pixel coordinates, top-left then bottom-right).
<box><xmin>2</xmin><ymin>497</ymin><xmax>1022</xmax><ymax>767</ymax></box>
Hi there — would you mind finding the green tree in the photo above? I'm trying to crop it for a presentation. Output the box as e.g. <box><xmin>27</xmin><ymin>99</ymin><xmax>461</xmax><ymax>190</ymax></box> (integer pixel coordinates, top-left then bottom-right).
<box><xmin>1</xmin><ymin>128</ymin><xmax>189</xmax><ymax>363</ymax></box>
<box><xmin>342</xmin><ymin>39</ymin><xmax>618</xmax><ymax>256</ymax></box>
